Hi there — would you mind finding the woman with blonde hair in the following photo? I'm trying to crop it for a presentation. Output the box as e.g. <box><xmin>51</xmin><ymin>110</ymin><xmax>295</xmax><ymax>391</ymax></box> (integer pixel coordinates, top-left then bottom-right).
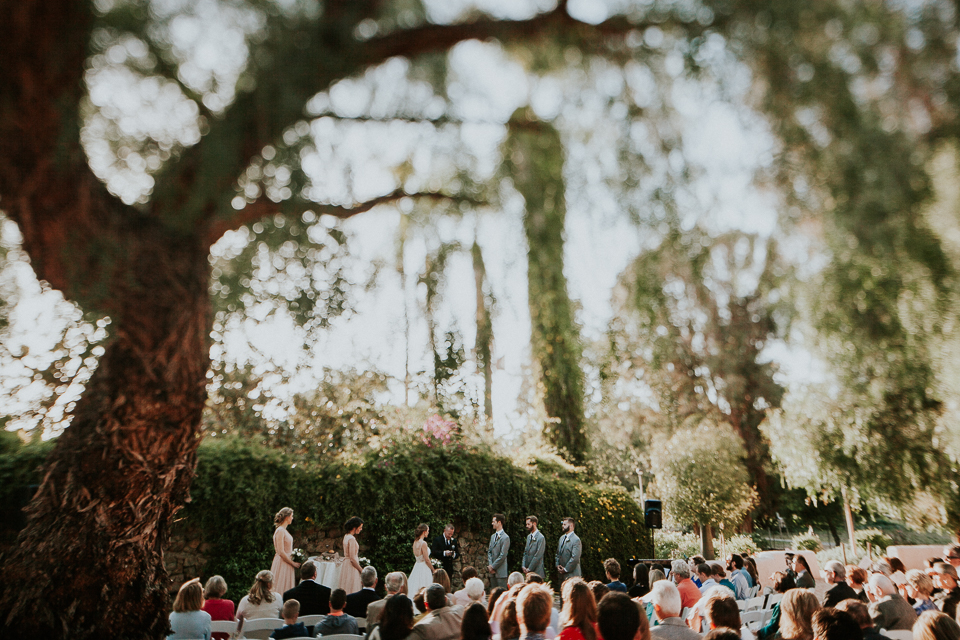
<box><xmin>914</xmin><ymin>610</ymin><xmax>960</xmax><ymax>640</ymax></box>
<box><xmin>906</xmin><ymin>569</ymin><xmax>938</xmax><ymax>615</ymax></box>
<box><xmin>237</xmin><ymin>570</ymin><xmax>282</xmax><ymax>623</ymax></box>
<box><xmin>776</xmin><ymin>589</ymin><xmax>820</xmax><ymax>640</ymax></box>
<box><xmin>558</xmin><ymin>577</ymin><xmax>597</xmax><ymax>640</ymax></box>
<box><xmin>169</xmin><ymin>578</ymin><xmax>211</xmax><ymax>640</ymax></box>
<box><xmin>200</xmin><ymin>575</ymin><xmax>234</xmax><ymax>640</ymax></box>
<box><xmin>270</xmin><ymin>507</ymin><xmax>300</xmax><ymax>594</ymax></box>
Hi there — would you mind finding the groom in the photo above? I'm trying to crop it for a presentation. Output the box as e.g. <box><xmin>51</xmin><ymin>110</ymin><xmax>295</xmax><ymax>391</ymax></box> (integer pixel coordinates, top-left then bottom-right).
<box><xmin>487</xmin><ymin>513</ymin><xmax>510</xmax><ymax>589</ymax></box>
<box><xmin>431</xmin><ymin>523</ymin><xmax>460</xmax><ymax>577</ymax></box>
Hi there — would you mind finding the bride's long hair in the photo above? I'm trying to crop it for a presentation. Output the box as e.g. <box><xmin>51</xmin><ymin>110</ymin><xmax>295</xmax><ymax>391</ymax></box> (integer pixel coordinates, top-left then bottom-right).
<box><xmin>414</xmin><ymin>523</ymin><xmax>429</xmax><ymax>541</ymax></box>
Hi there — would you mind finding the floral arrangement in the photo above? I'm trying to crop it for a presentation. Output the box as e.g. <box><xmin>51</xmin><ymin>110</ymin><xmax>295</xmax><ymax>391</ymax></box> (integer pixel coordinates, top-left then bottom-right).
<box><xmin>431</xmin><ymin>558</ymin><xmax>442</xmax><ymax>569</ymax></box>
<box><xmin>292</xmin><ymin>548</ymin><xmax>307</xmax><ymax>563</ymax></box>
<box><xmin>421</xmin><ymin>414</ymin><xmax>457</xmax><ymax>446</ymax></box>
<box><xmin>358</xmin><ymin>556</ymin><xmax>371</xmax><ymax>568</ymax></box>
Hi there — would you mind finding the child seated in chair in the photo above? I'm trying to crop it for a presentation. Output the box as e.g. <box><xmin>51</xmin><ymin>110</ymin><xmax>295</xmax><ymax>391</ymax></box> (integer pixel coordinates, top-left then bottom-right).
<box><xmin>271</xmin><ymin>599</ymin><xmax>309</xmax><ymax>639</ymax></box>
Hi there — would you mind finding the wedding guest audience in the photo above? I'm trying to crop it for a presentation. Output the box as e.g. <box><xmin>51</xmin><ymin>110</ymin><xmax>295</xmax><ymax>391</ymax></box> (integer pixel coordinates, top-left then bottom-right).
<box><xmin>630</xmin><ymin>563</ymin><xmax>651</xmax><ymax>599</ymax></box>
<box><xmin>907</xmin><ymin>569</ymin><xmax>939</xmax><ymax>615</ymax></box>
<box><xmin>433</xmin><ymin>569</ymin><xmax>456</xmax><ymax>605</ymax></box>
<box><xmin>509</xmin><ymin>572</ymin><xmax>526</xmax><ymax>588</ymax></box>
<box><xmin>846</xmin><ymin>566</ymin><xmax>870</xmax><ymax>603</ymax></box>
<box><xmin>454</xmin><ymin>567</ymin><xmax>481</xmax><ymax>606</ymax></box>
<box><xmin>884</xmin><ymin>557</ymin><xmax>907</xmax><ymax>587</ymax></box>
<box><xmin>703</xmin><ymin>631</ymin><xmax>740</xmax><ymax>640</ymax></box>
<box><xmin>729</xmin><ymin>555</ymin><xmax>753</xmax><ymax>590</ymax></box>
<box><xmin>604</xmin><ymin>559</ymin><xmax>627</xmax><ymax>593</ymax></box>
<box><xmin>345</xmin><ymin>566</ymin><xmax>380</xmax><ymax>618</ymax></box>
<box><xmin>689</xmin><ymin>557</ymin><xmax>706</xmax><ymax>587</ymax></box>
<box><xmin>649</xmin><ymin>581</ymin><xmax>699</xmax><ymax>640</ymax></box>
<box><xmin>459</xmin><ymin>578</ymin><xmax>486</xmax><ymax>610</ymax></box>
<box><xmin>744</xmin><ymin>557</ymin><xmax>759</xmax><ymax>589</ymax></box>
<box><xmin>596</xmin><ymin>592</ymin><xmax>649</xmax><ymax>640</ymax></box>
<box><xmin>934</xmin><ymin>563</ymin><xmax>960</xmax><ymax>618</ymax></box>
<box><xmin>413</xmin><ymin>588</ymin><xmax>428</xmax><ymax>621</ymax></box>
<box><xmin>408</xmin><ymin>584</ymin><xmax>463</xmax><ymax>640</ymax></box>
<box><xmin>284</xmin><ymin>560</ymin><xmax>331</xmax><ymax>616</ymax></box>
<box><xmin>685</xmin><ymin>584</ymin><xmax>735</xmax><ymax>634</ymax></box>
<box><xmin>835</xmin><ymin>599</ymin><xmax>883</xmax><ymax>640</ymax></box>
<box><xmin>271</xmin><ymin>599</ymin><xmax>309</xmax><ymax>639</ymax></box>
<box><xmin>928</xmin><ymin>558</ymin><xmax>945</xmax><ymax>574</ymax></box>
<box><xmin>558</xmin><ymin>578</ymin><xmax>597</xmax><ymax>640</ymax></box>
<box><xmin>866</xmin><ymin>574</ymin><xmax>916</xmax><ymax>631</ymax></box>
<box><xmin>703</xmin><ymin>593</ymin><xmax>751</xmax><ymax>639</ymax></box>
<box><xmin>671</xmin><ymin>560</ymin><xmax>702</xmax><ymax>610</ymax></box>
<box><xmin>944</xmin><ymin>545</ymin><xmax>960</xmax><ymax>570</ymax></box>
<box><xmin>777</xmin><ymin>589</ymin><xmax>820</xmax><ymax>640</ymax></box>
<box><xmin>726</xmin><ymin>558</ymin><xmax>749</xmax><ymax>600</ymax></box>
<box><xmin>461</xmin><ymin>603</ymin><xmax>493</xmax><ymax>640</ymax></box>
<box><xmin>369</xmin><ymin>594</ymin><xmax>415</xmax><ymax>640</ymax></box>
<box><xmin>711</xmin><ymin>564</ymin><xmax>737</xmax><ymax>595</ymax></box>
<box><xmin>697</xmin><ymin>564</ymin><xmax>718</xmax><ymax>595</ymax></box>
<box><xmin>316</xmin><ymin>589</ymin><xmax>361</xmax><ymax>636</ymax></box>
<box><xmin>367</xmin><ymin>572</ymin><xmax>407</xmax><ymax>627</ymax></box>
<box><xmin>526</xmin><ymin>574</ymin><xmax>545</xmax><ymax>584</ymax></box>
<box><xmin>810</xmin><ymin>608</ymin><xmax>862</xmax><ymax>640</ymax></box>
<box><xmin>517</xmin><ymin>583</ymin><xmax>553</xmax><ymax>640</ymax></box>
<box><xmin>792</xmin><ymin>556</ymin><xmax>815</xmax><ymax>590</ymax></box>
<box><xmin>487</xmin><ymin>587</ymin><xmax>506</xmax><ymax>621</ymax></box>
<box><xmin>168</xmin><ymin>578</ymin><xmax>212</xmax><ymax>640</ymax></box>
<box><xmin>237</xmin><ymin>570</ymin><xmax>282</xmax><ymax>622</ymax></box>
<box><xmin>589</xmin><ymin>581</ymin><xmax>609</xmax><ymax>604</ymax></box>
<box><xmin>650</xmin><ymin>569</ymin><xmax>667</xmax><ymax>587</ymax></box>
<box><xmin>914</xmin><ymin>610</ymin><xmax>960</xmax><ymax>640</ymax></box>
<box><xmin>201</xmin><ymin>575</ymin><xmax>235</xmax><ymax>640</ymax></box>
<box><xmin>757</xmin><ymin>572</ymin><xmax>795</xmax><ymax>639</ymax></box>
<box><xmin>498</xmin><ymin>586</ymin><xmax>524</xmax><ymax>640</ymax></box>
<box><xmin>821</xmin><ymin>561</ymin><xmax>858</xmax><ymax>608</ymax></box>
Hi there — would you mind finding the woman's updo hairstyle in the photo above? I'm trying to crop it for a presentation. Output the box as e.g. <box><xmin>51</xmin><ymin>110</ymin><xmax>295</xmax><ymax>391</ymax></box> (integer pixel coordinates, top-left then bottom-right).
<box><xmin>248</xmin><ymin>569</ymin><xmax>276</xmax><ymax>605</ymax></box>
<box><xmin>414</xmin><ymin>523</ymin><xmax>429</xmax><ymax>541</ymax></box>
<box><xmin>274</xmin><ymin>507</ymin><xmax>293</xmax><ymax>527</ymax></box>
<box><xmin>344</xmin><ymin>516</ymin><xmax>364</xmax><ymax>532</ymax></box>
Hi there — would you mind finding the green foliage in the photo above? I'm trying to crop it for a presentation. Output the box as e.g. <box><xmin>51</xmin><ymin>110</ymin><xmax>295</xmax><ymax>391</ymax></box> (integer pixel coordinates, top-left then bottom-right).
<box><xmin>502</xmin><ymin>109</ymin><xmax>587</xmax><ymax>465</ymax></box>
<box><xmin>654</xmin><ymin>531</ymin><xmax>759</xmax><ymax>559</ymax></box>
<box><xmin>180</xmin><ymin>436</ymin><xmax>651</xmax><ymax>596</ymax></box>
<box><xmin>653</xmin><ymin>421</ymin><xmax>759</xmax><ymax>531</ymax></box>
<box><xmin>792</xmin><ymin>533</ymin><xmax>823</xmax><ymax>552</ymax></box>
<box><xmin>855</xmin><ymin>528</ymin><xmax>892</xmax><ymax>552</ymax></box>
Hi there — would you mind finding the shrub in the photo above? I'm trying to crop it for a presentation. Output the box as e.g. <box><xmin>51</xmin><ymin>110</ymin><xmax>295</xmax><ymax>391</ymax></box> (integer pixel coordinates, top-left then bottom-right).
<box><xmin>655</xmin><ymin>531</ymin><xmax>701</xmax><ymax>559</ymax></box>
<box><xmin>792</xmin><ymin>533</ymin><xmax>822</xmax><ymax>552</ymax></box>
<box><xmin>856</xmin><ymin>528</ymin><xmax>892</xmax><ymax>552</ymax></box>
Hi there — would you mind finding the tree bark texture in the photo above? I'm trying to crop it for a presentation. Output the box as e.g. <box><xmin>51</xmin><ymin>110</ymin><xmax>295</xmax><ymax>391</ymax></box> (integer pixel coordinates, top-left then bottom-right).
<box><xmin>472</xmin><ymin>240</ymin><xmax>494</xmax><ymax>423</ymax></box>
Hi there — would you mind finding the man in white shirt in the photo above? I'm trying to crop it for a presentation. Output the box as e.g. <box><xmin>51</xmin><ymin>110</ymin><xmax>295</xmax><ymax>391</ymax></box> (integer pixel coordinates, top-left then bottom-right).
<box><xmin>727</xmin><ymin>563</ymin><xmax>748</xmax><ymax>600</ymax></box>
<box><xmin>696</xmin><ymin>563</ymin><xmax>717</xmax><ymax>595</ymax></box>
<box><xmin>555</xmin><ymin>518</ymin><xmax>582</xmax><ymax>581</ymax></box>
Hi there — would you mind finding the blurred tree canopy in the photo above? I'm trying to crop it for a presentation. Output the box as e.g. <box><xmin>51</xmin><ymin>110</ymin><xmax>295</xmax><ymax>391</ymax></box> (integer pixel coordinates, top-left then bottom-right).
<box><xmin>5</xmin><ymin>0</ymin><xmax>960</xmax><ymax>636</ymax></box>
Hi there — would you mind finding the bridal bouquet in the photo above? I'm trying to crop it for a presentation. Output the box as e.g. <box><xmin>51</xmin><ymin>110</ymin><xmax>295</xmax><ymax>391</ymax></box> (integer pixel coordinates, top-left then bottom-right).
<box><xmin>359</xmin><ymin>556</ymin><xmax>371</xmax><ymax>567</ymax></box>
<box><xmin>431</xmin><ymin>558</ymin><xmax>442</xmax><ymax>569</ymax></box>
<box><xmin>292</xmin><ymin>548</ymin><xmax>308</xmax><ymax>564</ymax></box>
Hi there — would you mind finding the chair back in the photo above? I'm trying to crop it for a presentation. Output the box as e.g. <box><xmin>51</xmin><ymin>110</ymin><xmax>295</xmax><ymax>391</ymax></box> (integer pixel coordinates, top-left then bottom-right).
<box><xmin>355</xmin><ymin>617</ymin><xmax>367</xmax><ymax>630</ymax></box>
<box><xmin>880</xmin><ymin>631</ymin><xmax>913</xmax><ymax>640</ymax></box>
<box><xmin>211</xmin><ymin>620</ymin><xmax>237</xmax><ymax>634</ymax></box>
<box><xmin>239</xmin><ymin>617</ymin><xmax>283</xmax><ymax>639</ymax></box>
<box><xmin>744</xmin><ymin>595</ymin><xmax>765</xmax><ymax>611</ymax></box>
<box><xmin>741</xmin><ymin>610</ymin><xmax>764</xmax><ymax>630</ymax></box>
<box><xmin>299</xmin><ymin>615</ymin><xmax>324</xmax><ymax>626</ymax></box>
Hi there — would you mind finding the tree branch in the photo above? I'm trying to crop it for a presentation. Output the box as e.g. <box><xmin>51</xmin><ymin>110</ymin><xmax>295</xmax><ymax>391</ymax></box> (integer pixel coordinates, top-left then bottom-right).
<box><xmin>204</xmin><ymin>190</ymin><xmax>481</xmax><ymax>244</ymax></box>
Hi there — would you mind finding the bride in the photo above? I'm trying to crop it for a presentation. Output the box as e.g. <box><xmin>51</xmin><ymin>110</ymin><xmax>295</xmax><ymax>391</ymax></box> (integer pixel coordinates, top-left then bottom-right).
<box><xmin>407</xmin><ymin>523</ymin><xmax>434</xmax><ymax>598</ymax></box>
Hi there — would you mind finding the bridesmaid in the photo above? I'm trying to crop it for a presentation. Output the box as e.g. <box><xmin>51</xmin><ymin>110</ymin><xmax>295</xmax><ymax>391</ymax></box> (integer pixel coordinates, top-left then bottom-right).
<box><xmin>270</xmin><ymin>507</ymin><xmax>300</xmax><ymax>594</ymax></box>
<box><xmin>338</xmin><ymin>516</ymin><xmax>364</xmax><ymax>593</ymax></box>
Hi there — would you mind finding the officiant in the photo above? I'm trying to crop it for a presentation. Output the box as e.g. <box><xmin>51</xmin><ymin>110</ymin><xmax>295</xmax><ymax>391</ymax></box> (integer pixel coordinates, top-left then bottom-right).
<box><xmin>431</xmin><ymin>523</ymin><xmax>460</xmax><ymax>576</ymax></box>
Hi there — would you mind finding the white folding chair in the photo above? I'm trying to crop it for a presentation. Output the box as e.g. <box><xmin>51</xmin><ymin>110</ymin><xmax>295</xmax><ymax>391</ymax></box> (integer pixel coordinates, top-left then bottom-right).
<box><xmin>767</xmin><ymin>593</ymin><xmax>783</xmax><ymax>607</ymax></box>
<box><xmin>749</xmin><ymin>585</ymin><xmax>760</xmax><ymax>597</ymax></box>
<box><xmin>880</xmin><ymin>631</ymin><xmax>913</xmax><ymax>640</ymax></box>
<box><xmin>238</xmin><ymin>617</ymin><xmax>284</xmax><ymax>639</ymax></box>
<box><xmin>355</xmin><ymin>617</ymin><xmax>367</xmax><ymax>630</ymax></box>
<box><xmin>737</xmin><ymin>600</ymin><xmax>748</xmax><ymax>611</ymax></box>
<box><xmin>322</xmin><ymin>635</ymin><xmax>366</xmax><ymax>640</ymax></box>
<box><xmin>744</xmin><ymin>595</ymin><xmax>765</xmax><ymax>611</ymax></box>
<box><xmin>299</xmin><ymin>614</ymin><xmax>324</xmax><ymax>626</ymax></box>
<box><xmin>741</xmin><ymin>610</ymin><xmax>764</xmax><ymax>631</ymax></box>
<box><xmin>211</xmin><ymin>620</ymin><xmax>237</xmax><ymax>634</ymax></box>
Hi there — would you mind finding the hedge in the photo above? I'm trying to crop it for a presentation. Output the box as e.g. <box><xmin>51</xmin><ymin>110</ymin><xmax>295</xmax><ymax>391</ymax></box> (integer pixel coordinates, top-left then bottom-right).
<box><xmin>0</xmin><ymin>436</ymin><xmax>653</xmax><ymax>595</ymax></box>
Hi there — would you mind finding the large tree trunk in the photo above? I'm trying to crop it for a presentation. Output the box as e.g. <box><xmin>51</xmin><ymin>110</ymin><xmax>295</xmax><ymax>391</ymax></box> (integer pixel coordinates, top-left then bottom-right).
<box><xmin>472</xmin><ymin>240</ymin><xmax>494</xmax><ymax>424</ymax></box>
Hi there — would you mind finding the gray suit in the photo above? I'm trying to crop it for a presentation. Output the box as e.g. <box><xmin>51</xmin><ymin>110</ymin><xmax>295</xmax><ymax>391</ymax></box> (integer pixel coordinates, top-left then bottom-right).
<box><xmin>522</xmin><ymin>530</ymin><xmax>546</xmax><ymax>578</ymax></box>
<box><xmin>650</xmin><ymin>617</ymin><xmax>701</xmax><ymax>640</ymax></box>
<box><xmin>407</xmin><ymin>605</ymin><xmax>464</xmax><ymax>640</ymax></box>
<box><xmin>555</xmin><ymin>531</ymin><xmax>582</xmax><ymax>580</ymax></box>
<box><xmin>869</xmin><ymin>594</ymin><xmax>917</xmax><ymax>631</ymax></box>
<box><xmin>488</xmin><ymin>530</ymin><xmax>510</xmax><ymax>588</ymax></box>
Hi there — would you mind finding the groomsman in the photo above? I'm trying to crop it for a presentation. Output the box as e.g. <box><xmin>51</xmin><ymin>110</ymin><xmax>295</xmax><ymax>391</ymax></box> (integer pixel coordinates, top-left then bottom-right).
<box><xmin>487</xmin><ymin>513</ymin><xmax>510</xmax><ymax>589</ymax></box>
<box><xmin>521</xmin><ymin>515</ymin><xmax>546</xmax><ymax>579</ymax></box>
<box><xmin>555</xmin><ymin>517</ymin><xmax>582</xmax><ymax>581</ymax></box>
<box><xmin>431</xmin><ymin>523</ymin><xmax>460</xmax><ymax>577</ymax></box>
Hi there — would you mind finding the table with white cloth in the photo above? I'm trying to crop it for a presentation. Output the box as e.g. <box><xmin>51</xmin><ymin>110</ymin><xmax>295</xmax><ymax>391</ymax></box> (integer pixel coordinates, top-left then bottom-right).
<box><xmin>310</xmin><ymin>556</ymin><xmax>344</xmax><ymax>589</ymax></box>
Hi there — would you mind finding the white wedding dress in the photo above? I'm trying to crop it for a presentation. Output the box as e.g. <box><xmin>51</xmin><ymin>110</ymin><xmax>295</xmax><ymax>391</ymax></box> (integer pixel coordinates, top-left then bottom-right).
<box><xmin>408</xmin><ymin>539</ymin><xmax>434</xmax><ymax>597</ymax></box>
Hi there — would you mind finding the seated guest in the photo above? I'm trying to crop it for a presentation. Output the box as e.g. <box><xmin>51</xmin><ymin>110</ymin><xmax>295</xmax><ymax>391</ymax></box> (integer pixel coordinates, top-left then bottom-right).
<box><xmin>408</xmin><ymin>584</ymin><xmax>464</xmax><ymax>640</ymax></box>
<box><xmin>845</xmin><ymin>566</ymin><xmax>870</xmax><ymax>603</ymax></box>
<box><xmin>686</xmin><ymin>584</ymin><xmax>735</xmax><ymax>633</ymax></box>
<box><xmin>413</xmin><ymin>588</ymin><xmax>429</xmax><ymax>623</ymax></box>
<box><xmin>756</xmin><ymin>572</ymin><xmax>795</xmax><ymax>639</ymax></box>
<box><xmin>487</xmin><ymin>587</ymin><xmax>506</xmax><ymax>621</ymax></box>
<box><xmin>728</xmin><ymin>555</ymin><xmax>752</xmax><ymax>594</ymax></box>
<box><xmin>497</xmin><ymin>586</ymin><xmax>524</xmax><ymax>640</ymax></box>
<box><xmin>526</xmin><ymin>574</ymin><xmax>545</xmax><ymax>584</ymax></box>
<box><xmin>432</xmin><ymin>569</ymin><xmax>456</xmax><ymax>606</ymax></box>
<box><xmin>776</xmin><ymin>589</ymin><xmax>820</xmax><ymax>640</ymax></box>
<box><xmin>810</xmin><ymin>608</ymin><xmax>862</xmax><ymax>640</ymax></box>
<box><xmin>462</xmin><ymin>578</ymin><xmax>487</xmax><ymax>609</ymax></box>
<box><xmin>913</xmin><ymin>610</ymin><xmax>960</xmax><ymax>640</ymax></box>
<box><xmin>369</xmin><ymin>594</ymin><xmax>415</xmax><ymax>640</ymax></box>
<box><xmin>671</xmin><ymin>560</ymin><xmax>701</xmax><ymax>610</ymax></box>
<box><xmin>517</xmin><ymin>583</ymin><xmax>553</xmax><ymax>640</ymax></box>
<box><xmin>558</xmin><ymin>578</ymin><xmax>597</xmax><ymax>640</ymax></box>
<box><xmin>169</xmin><ymin>578</ymin><xmax>212</xmax><ymax>640</ymax></box>
<box><xmin>284</xmin><ymin>560</ymin><xmax>332</xmax><ymax>616</ymax></box>
<box><xmin>589</xmin><ymin>581</ymin><xmax>609</xmax><ymax>604</ymax></box>
<box><xmin>604</xmin><ymin>559</ymin><xmax>627</xmax><ymax>593</ymax></box>
<box><xmin>821</xmin><ymin>561</ymin><xmax>857</xmax><ymax>607</ymax></box>
<box><xmin>793</xmin><ymin>556</ymin><xmax>815</xmax><ymax>590</ymax></box>
<box><xmin>509</xmin><ymin>572</ymin><xmax>526</xmax><ymax>588</ymax></box>
<box><xmin>933</xmin><ymin>563</ymin><xmax>960</xmax><ymax>618</ymax></box>
<box><xmin>202</xmin><ymin>575</ymin><xmax>235</xmax><ymax>640</ymax></box>
<box><xmin>238</xmin><ymin>570</ymin><xmax>282</xmax><ymax>622</ymax></box>
<box><xmin>271</xmin><ymin>599</ymin><xmax>309</xmax><ymax>639</ymax></box>
<box><xmin>454</xmin><ymin>567</ymin><xmax>481</xmax><ymax>606</ymax></box>
<box><xmin>316</xmin><ymin>589</ymin><xmax>360</xmax><ymax>636</ymax></box>
<box><xmin>883</xmin><ymin>557</ymin><xmax>907</xmax><ymax>588</ymax></box>
<box><xmin>461</xmin><ymin>602</ymin><xmax>493</xmax><ymax>640</ymax></box>
<box><xmin>906</xmin><ymin>569</ymin><xmax>938</xmax><ymax>615</ymax></box>
<box><xmin>703</xmin><ymin>593</ymin><xmax>751</xmax><ymax>639</ymax></box>
<box><xmin>835</xmin><ymin>599</ymin><xmax>883</xmax><ymax>640</ymax></box>
<box><xmin>865</xmin><ymin>574</ymin><xmax>916</xmax><ymax>632</ymax></box>
<box><xmin>711</xmin><ymin>564</ymin><xmax>737</xmax><ymax>596</ymax></box>
<box><xmin>367</xmin><ymin>572</ymin><xmax>407</xmax><ymax>628</ymax></box>
<box><xmin>649</xmin><ymin>580</ymin><xmax>699</xmax><ymax>640</ymax></box>
<box><xmin>703</xmin><ymin>631</ymin><xmax>740</xmax><ymax>640</ymax></box>
<box><xmin>345</xmin><ymin>566</ymin><xmax>379</xmax><ymax>619</ymax></box>
<box><xmin>597</xmin><ymin>592</ymin><xmax>649</xmax><ymax>640</ymax></box>
<box><xmin>689</xmin><ymin>557</ymin><xmax>706</xmax><ymax>588</ymax></box>
<box><xmin>630</xmin><ymin>564</ymin><xmax>651</xmax><ymax>599</ymax></box>
<box><xmin>697</xmin><ymin>563</ymin><xmax>717</xmax><ymax>595</ymax></box>
<box><xmin>744</xmin><ymin>557</ymin><xmax>759</xmax><ymax>590</ymax></box>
